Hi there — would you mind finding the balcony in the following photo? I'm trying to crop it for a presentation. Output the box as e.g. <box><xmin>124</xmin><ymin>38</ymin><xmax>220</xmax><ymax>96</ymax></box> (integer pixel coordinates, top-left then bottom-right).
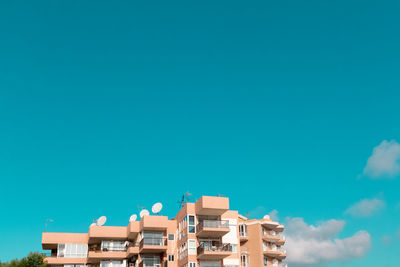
<box><xmin>88</xmin><ymin>246</ymin><xmax>127</xmax><ymax>259</ymax></box>
<box><xmin>42</xmin><ymin>254</ymin><xmax>87</xmax><ymax>265</ymax></box>
<box><xmin>239</xmin><ymin>231</ymin><xmax>248</xmax><ymax>242</ymax></box>
<box><xmin>139</xmin><ymin>261</ymin><xmax>161</xmax><ymax>267</ymax></box>
<box><xmin>196</xmin><ymin>220</ymin><xmax>230</xmax><ymax>237</ymax></box>
<box><xmin>262</xmin><ymin>230</ymin><xmax>281</xmax><ymax>243</ymax></box>
<box><xmin>195</xmin><ymin>196</ymin><xmax>229</xmax><ymax>215</ymax></box>
<box><xmin>139</xmin><ymin>238</ymin><xmax>167</xmax><ymax>253</ymax></box>
<box><xmin>197</xmin><ymin>243</ymin><xmax>232</xmax><ymax>260</ymax></box>
<box><xmin>263</xmin><ymin>247</ymin><xmax>286</xmax><ymax>259</ymax></box>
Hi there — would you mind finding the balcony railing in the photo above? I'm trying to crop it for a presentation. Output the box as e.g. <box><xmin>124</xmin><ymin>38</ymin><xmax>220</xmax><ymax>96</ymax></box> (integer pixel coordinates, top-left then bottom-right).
<box><xmin>139</xmin><ymin>238</ymin><xmax>167</xmax><ymax>247</ymax></box>
<box><xmin>139</xmin><ymin>259</ymin><xmax>161</xmax><ymax>267</ymax></box>
<box><xmin>41</xmin><ymin>252</ymin><xmax>57</xmax><ymax>257</ymax></box>
<box><xmin>197</xmin><ymin>243</ymin><xmax>232</xmax><ymax>254</ymax></box>
<box><xmin>239</xmin><ymin>231</ymin><xmax>248</xmax><ymax>237</ymax></box>
<box><xmin>197</xmin><ymin>220</ymin><xmax>229</xmax><ymax>232</ymax></box>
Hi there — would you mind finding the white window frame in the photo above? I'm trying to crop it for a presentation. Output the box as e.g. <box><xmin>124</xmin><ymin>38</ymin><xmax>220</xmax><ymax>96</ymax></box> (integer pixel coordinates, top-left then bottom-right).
<box><xmin>187</xmin><ymin>214</ymin><xmax>196</xmax><ymax>234</ymax></box>
<box><xmin>188</xmin><ymin>239</ymin><xmax>196</xmax><ymax>255</ymax></box>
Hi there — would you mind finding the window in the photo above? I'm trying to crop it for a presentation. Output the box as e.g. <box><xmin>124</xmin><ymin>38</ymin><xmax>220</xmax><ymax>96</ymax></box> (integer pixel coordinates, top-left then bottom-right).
<box><xmin>239</xmin><ymin>224</ymin><xmax>247</xmax><ymax>237</ymax></box>
<box><xmin>189</xmin><ymin>263</ymin><xmax>197</xmax><ymax>267</ymax></box>
<box><xmin>58</xmin><ymin>244</ymin><xmax>88</xmax><ymax>258</ymax></box>
<box><xmin>168</xmin><ymin>234</ymin><xmax>175</xmax><ymax>241</ymax></box>
<box><xmin>101</xmin><ymin>241</ymin><xmax>126</xmax><ymax>251</ymax></box>
<box><xmin>199</xmin><ymin>261</ymin><xmax>220</xmax><ymax>267</ymax></box>
<box><xmin>168</xmin><ymin>254</ymin><xmax>175</xmax><ymax>262</ymax></box>
<box><xmin>230</xmin><ymin>244</ymin><xmax>237</xmax><ymax>253</ymax></box>
<box><xmin>101</xmin><ymin>262</ymin><xmax>124</xmax><ymax>267</ymax></box>
<box><xmin>179</xmin><ymin>242</ymin><xmax>187</xmax><ymax>260</ymax></box>
<box><xmin>264</xmin><ymin>257</ymin><xmax>268</xmax><ymax>266</ymax></box>
<box><xmin>142</xmin><ymin>255</ymin><xmax>161</xmax><ymax>267</ymax></box>
<box><xmin>188</xmin><ymin>239</ymin><xmax>196</xmax><ymax>255</ymax></box>
<box><xmin>188</xmin><ymin>215</ymin><xmax>196</xmax><ymax>233</ymax></box>
<box><xmin>241</xmin><ymin>255</ymin><xmax>249</xmax><ymax>267</ymax></box>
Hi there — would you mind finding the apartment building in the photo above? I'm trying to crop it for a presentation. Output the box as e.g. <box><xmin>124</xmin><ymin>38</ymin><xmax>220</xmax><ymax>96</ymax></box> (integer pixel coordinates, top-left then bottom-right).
<box><xmin>42</xmin><ymin>196</ymin><xmax>286</xmax><ymax>267</ymax></box>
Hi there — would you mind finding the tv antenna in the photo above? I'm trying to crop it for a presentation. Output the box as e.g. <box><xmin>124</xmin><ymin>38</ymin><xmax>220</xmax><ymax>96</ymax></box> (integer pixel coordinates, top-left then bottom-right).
<box><xmin>152</xmin><ymin>202</ymin><xmax>163</xmax><ymax>215</ymax></box>
<box><xmin>129</xmin><ymin>214</ymin><xmax>137</xmax><ymax>222</ymax></box>
<box><xmin>177</xmin><ymin>192</ymin><xmax>192</xmax><ymax>208</ymax></box>
<box><xmin>139</xmin><ymin>209</ymin><xmax>150</xmax><ymax>218</ymax></box>
<box><xmin>44</xmin><ymin>218</ymin><xmax>54</xmax><ymax>232</ymax></box>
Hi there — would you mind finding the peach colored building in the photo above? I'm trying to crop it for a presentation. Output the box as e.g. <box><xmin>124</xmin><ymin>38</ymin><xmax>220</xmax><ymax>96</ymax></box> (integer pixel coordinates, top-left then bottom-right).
<box><xmin>42</xmin><ymin>196</ymin><xmax>286</xmax><ymax>267</ymax></box>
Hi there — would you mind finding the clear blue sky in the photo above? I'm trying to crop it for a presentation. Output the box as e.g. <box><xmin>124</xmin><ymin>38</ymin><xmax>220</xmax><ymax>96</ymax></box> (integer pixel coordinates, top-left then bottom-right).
<box><xmin>0</xmin><ymin>1</ymin><xmax>399</xmax><ymax>266</ymax></box>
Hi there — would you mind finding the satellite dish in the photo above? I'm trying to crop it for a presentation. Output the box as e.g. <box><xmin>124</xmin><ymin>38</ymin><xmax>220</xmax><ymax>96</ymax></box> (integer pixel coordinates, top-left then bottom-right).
<box><xmin>90</xmin><ymin>223</ymin><xmax>96</xmax><ymax>227</ymax></box>
<box><xmin>263</xmin><ymin>215</ymin><xmax>270</xmax><ymax>220</ymax></box>
<box><xmin>140</xmin><ymin>209</ymin><xmax>150</xmax><ymax>218</ymax></box>
<box><xmin>152</xmin><ymin>202</ymin><xmax>163</xmax><ymax>214</ymax></box>
<box><xmin>97</xmin><ymin>216</ymin><xmax>107</xmax><ymax>226</ymax></box>
<box><xmin>129</xmin><ymin>214</ymin><xmax>137</xmax><ymax>222</ymax></box>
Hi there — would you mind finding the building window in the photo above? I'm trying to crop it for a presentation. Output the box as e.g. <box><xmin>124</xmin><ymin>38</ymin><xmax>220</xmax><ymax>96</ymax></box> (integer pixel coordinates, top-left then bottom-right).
<box><xmin>168</xmin><ymin>254</ymin><xmax>175</xmax><ymax>261</ymax></box>
<box><xmin>239</xmin><ymin>224</ymin><xmax>247</xmax><ymax>237</ymax></box>
<box><xmin>231</xmin><ymin>244</ymin><xmax>237</xmax><ymax>253</ymax></box>
<box><xmin>189</xmin><ymin>263</ymin><xmax>197</xmax><ymax>267</ymax></box>
<box><xmin>188</xmin><ymin>239</ymin><xmax>196</xmax><ymax>255</ymax></box>
<box><xmin>241</xmin><ymin>255</ymin><xmax>249</xmax><ymax>267</ymax></box>
<box><xmin>142</xmin><ymin>255</ymin><xmax>160</xmax><ymax>267</ymax></box>
<box><xmin>188</xmin><ymin>215</ymin><xmax>196</xmax><ymax>233</ymax></box>
<box><xmin>168</xmin><ymin>234</ymin><xmax>175</xmax><ymax>241</ymax></box>
<box><xmin>58</xmin><ymin>244</ymin><xmax>88</xmax><ymax>258</ymax></box>
<box><xmin>264</xmin><ymin>257</ymin><xmax>268</xmax><ymax>266</ymax></box>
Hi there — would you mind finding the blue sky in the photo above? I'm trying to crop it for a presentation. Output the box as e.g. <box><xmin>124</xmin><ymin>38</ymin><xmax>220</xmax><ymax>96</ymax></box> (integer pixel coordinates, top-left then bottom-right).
<box><xmin>0</xmin><ymin>0</ymin><xmax>399</xmax><ymax>266</ymax></box>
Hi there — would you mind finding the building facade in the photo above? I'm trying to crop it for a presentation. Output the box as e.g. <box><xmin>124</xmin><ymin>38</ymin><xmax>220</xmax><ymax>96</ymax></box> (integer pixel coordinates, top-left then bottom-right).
<box><xmin>42</xmin><ymin>196</ymin><xmax>286</xmax><ymax>267</ymax></box>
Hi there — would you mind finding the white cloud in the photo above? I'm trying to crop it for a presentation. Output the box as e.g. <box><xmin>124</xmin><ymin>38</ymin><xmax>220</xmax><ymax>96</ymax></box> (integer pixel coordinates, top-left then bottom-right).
<box><xmin>285</xmin><ymin>217</ymin><xmax>371</xmax><ymax>265</ymax></box>
<box><xmin>344</xmin><ymin>198</ymin><xmax>385</xmax><ymax>217</ymax></box>
<box><xmin>363</xmin><ymin>140</ymin><xmax>400</xmax><ymax>178</ymax></box>
<box><xmin>269</xmin><ymin>209</ymin><xmax>279</xmax><ymax>221</ymax></box>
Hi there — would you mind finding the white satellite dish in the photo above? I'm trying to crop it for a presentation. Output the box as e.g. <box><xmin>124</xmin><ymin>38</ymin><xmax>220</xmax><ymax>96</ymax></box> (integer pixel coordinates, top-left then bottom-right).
<box><xmin>263</xmin><ymin>215</ymin><xmax>270</xmax><ymax>220</ymax></box>
<box><xmin>140</xmin><ymin>209</ymin><xmax>150</xmax><ymax>218</ymax></box>
<box><xmin>90</xmin><ymin>223</ymin><xmax>96</xmax><ymax>227</ymax></box>
<box><xmin>152</xmin><ymin>202</ymin><xmax>163</xmax><ymax>214</ymax></box>
<box><xmin>97</xmin><ymin>216</ymin><xmax>107</xmax><ymax>226</ymax></box>
<box><xmin>129</xmin><ymin>214</ymin><xmax>137</xmax><ymax>222</ymax></box>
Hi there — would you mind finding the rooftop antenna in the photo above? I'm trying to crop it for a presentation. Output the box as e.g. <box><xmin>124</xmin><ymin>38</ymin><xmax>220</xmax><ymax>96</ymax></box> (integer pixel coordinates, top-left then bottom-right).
<box><xmin>140</xmin><ymin>209</ymin><xmax>150</xmax><ymax>218</ymax></box>
<box><xmin>185</xmin><ymin>192</ymin><xmax>192</xmax><ymax>202</ymax></box>
<box><xmin>129</xmin><ymin>214</ymin><xmax>137</xmax><ymax>222</ymax></box>
<box><xmin>96</xmin><ymin>216</ymin><xmax>107</xmax><ymax>226</ymax></box>
<box><xmin>177</xmin><ymin>195</ymin><xmax>185</xmax><ymax>208</ymax></box>
<box><xmin>152</xmin><ymin>202</ymin><xmax>163</xmax><ymax>215</ymax></box>
<box><xmin>44</xmin><ymin>218</ymin><xmax>54</xmax><ymax>232</ymax></box>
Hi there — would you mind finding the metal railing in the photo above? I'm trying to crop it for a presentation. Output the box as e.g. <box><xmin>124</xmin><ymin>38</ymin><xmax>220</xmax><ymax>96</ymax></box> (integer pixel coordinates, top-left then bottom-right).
<box><xmin>197</xmin><ymin>243</ymin><xmax>232</xmax><ymax>254</ymax></box>
<box><xmin>196</xmin><ymin>220</ymin><xmax>229</xmax><ymax>232</ymax></box>
<box><xmin>40</xmin><ymin>252</ymin><xmax>57</xmax><ymax>257</ymax></box>
<box><xmin>140</xmin><ymin>237</ymin><xmax>167</xmax><ymax>247</ymax></box>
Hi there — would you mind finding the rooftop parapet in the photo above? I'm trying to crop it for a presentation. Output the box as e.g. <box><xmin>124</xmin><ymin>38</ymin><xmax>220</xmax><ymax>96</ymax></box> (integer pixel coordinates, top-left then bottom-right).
<box><xmin>195</xmin><ymin>196</ymin><xmax>229</xmax><ymax>215</ymax></box>
<box><xmin>42</xmin><ymin>232</ymin><xmax>88</xmax><ymax>250</ymax></box>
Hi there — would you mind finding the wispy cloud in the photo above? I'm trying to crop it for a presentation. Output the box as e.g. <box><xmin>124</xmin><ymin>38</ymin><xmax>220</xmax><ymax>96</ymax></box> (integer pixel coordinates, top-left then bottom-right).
<box><xmin>285</xmin><ymin>217</ymin><xmax>371</xmax><ymax>265</ymax></box>
<box><xmin>269</xmin><ymin>209</ymin><xmax>279</xmax><ymax>221</ymax></box>
<box><xmin>344</xmin><ymin>198</ymin><xmax>385</xmax><ymax>217</ymax></box>
<box><xmin>363</xmin><ymin>140</ymin><xmax>400</xmax><ymax>178</ymax></box>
